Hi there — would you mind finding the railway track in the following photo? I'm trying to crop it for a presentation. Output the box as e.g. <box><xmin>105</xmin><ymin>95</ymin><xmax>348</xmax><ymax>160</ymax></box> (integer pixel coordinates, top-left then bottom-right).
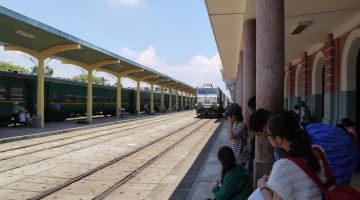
<box><xmin>29</xmin><ymin>118</ymin><xmax>213</xmax><ymax>200</ymax></box>
<box><xmin>0</xmin><ymin>112</ymin><xmax>192</xmax><ymax>162</ymax></box>
<box><xmin>0</xmin><ymin>112</ymin><xmax>221</xmax><ymax>199</ymax></box>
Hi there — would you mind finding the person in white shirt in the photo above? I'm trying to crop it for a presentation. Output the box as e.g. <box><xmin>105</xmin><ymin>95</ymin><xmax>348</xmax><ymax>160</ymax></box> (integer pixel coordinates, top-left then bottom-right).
<box><xmin>256</xmin><ymin>110</ymin><xmax>326</xmax><ymax>200</ymax></box>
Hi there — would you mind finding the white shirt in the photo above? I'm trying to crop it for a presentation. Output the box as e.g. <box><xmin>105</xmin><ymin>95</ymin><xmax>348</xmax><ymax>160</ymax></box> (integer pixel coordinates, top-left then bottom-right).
<box><xmin>267</xmin><ymin>159</ymin><xmax>327</xmax><ymax>200</ymax></box>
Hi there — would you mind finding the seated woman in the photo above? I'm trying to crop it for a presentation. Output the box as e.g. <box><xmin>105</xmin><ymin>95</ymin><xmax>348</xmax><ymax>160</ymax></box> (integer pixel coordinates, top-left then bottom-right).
<box><xmin>256</xmin><ymin>110</ymin><xmax>327</xmax><ymax>200</ymax></box>
<box><xmin>212</xmin><ymin>146</ymin><xmax>251</xmax><ymax>200</ymax></box>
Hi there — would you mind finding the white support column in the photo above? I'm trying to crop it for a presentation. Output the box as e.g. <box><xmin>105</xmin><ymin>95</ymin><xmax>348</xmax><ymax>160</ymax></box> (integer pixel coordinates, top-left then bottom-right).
<box><xmin>87</xmin><ymin>70</ymin><xmax>93</xmax><ymax>122</ymax></box>
<box><xmin>150</xmin><ymin>84</ymin><xmax>154</xmax><ymax>113</ymax></box>
<box><xmin>136</xmin><ymin>81</ymin><xmax>140</xmax><ymax>116</ymax></box>
<box><xmin>116</xmin><ymin>77</ymin><xmax>121</xmax><ymax>117</ymax></box>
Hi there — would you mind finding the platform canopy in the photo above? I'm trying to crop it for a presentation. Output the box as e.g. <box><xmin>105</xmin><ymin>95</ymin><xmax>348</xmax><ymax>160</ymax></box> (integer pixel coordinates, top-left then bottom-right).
<box><xmin>205</xmin><ymin>0</ymin><xmax>360</xmax><ymax>82</ymax></box>
<box><xmin>0</xmin><ymin>6</ymin><xmax>195</xmax><ymax>94</ymax></box>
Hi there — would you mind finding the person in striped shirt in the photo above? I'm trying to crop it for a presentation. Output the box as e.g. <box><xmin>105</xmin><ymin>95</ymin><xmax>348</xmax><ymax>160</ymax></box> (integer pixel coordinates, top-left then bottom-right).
<box><xmin>225</xmin><ymin>104</ymin><xmax>249</xmax><ymax>167</ymax></box>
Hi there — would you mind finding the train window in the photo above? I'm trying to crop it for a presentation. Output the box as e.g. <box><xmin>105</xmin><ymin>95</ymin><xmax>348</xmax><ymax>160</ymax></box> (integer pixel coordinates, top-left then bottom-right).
<box><xmin>10</xmin><ymin>87</ymin><xmax>24</xmax><ymax>100</ymax></box>
<box><xmin>84</xmin><ymin>96</ymin><xmax>87</xmax><ymax>102</ymax></box>
<box><xmin>93</xmin><ymin>96</ymin><xmax>98</xmax><ymax>102</ymax></box>
<box><xmin>0</xmin><ymin>86</ymin><xmax>6</xmax><ymax>100</ymax></box>
<box><xmin>197</xmin><ymin>88</ymin><xmax>218</xmax><ymax>95</ymax></box>
<box><xmin>66</xmin><ymin>95</ymin><xmax>74</xmax><ymax>102</ymax></box>
<box><xmin>104</xmin><ymin>97</ymin><xmax>110</xmax><ymax>103</ymax></box>
<box><xmin>59</xmin><ymin>94</ymin><xmax>65</xmax><ymax>102</ymax></box>
<box><xmin>76</xmin><ymin>95</ymin><xmax>83</xmax><ymax>102</ymax></box>
<box><xmin>53</xmin><ymin>94</ymin><xmax>58</xmax><ymax>101</ymax></box>
<box><xmin>98</xmin><ymin>96</ymin><xmax>104</xmax><ymax>103</ymax></box>
<box><xmin>110</xmin><ymin>97</ymin><xmax>115</xmax><ymax>103</ymax></box>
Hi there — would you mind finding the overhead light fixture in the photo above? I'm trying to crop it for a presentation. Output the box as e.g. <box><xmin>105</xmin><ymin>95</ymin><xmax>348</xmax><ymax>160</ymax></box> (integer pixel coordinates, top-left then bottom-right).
<box><xmin>290</xmin><ymin>21</ymin><xmax>311</xmax><ymax>35</ymax></box>
<box><xmin>15</xmin><ymin>30</ymin><xmax>35</xmax><ymax>39</ymax></box>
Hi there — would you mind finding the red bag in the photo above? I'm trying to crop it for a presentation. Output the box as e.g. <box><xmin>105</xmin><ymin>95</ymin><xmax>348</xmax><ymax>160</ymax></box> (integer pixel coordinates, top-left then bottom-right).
<box><xmin>287</xmin><ymin>146</ymin><xmax>360</xmax><ymax>200</ymax></box>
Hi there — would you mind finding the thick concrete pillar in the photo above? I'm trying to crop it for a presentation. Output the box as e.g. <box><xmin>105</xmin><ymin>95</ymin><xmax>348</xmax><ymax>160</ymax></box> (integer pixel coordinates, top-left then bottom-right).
<box><xmin>37</xmin><ymin>59</ymin><xmax>45</xmax><ymax>127</ymax></box>
<box><xmin>237</xmin><ymin>52</ymin><xmax>244</xmax><ymax>107</ymax></box>
<box><xmin>323</xmin><ymin>34</ymin><xmax>336</xmax><ymax>124</ymax></box>
<box><xmin>254</xmin><ymin>0</ymin><xmax>284</xmax><ymax>183</ymax></box>
<box><xmin>150</xmin><ymin>84</ymin><xmax>154</xmax><ymax>113</ymax></box>
<box><xmin>116</xmin><ymin>77</ymin><xmax>122</xmax><ymax>117</ymax></box>
<box><xmin>87</xmin><ymin>70</ymin><xmax>93</xmax><ymax>122</ymax></box>
<box><xmin>136</xmin><ymin>81</ymin><xmax>140</xmax><ymax>115</ymax></box>
<box><xmin>243</xmin><ymin>19</ymin><xmax>256</xmax><ymax>126</ymax></box>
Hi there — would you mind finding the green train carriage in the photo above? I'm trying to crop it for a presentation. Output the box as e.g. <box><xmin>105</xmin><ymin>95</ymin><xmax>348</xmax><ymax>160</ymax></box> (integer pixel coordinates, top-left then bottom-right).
<box><xmin>0</xmin><ymin>71</ymin><xmax>35</xmax><ymax>125</ymax></box>
<box><xmin>0</xmin><ymin>70</ymin><xmax>168</xmax><ymax>126</ymax></box>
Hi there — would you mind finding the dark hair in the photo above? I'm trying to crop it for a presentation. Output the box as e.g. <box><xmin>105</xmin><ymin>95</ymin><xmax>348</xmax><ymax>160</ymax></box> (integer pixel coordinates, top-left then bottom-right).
<box><xmin>247</xmin><ymin>96</ymin><xmax>256</xmax><ymax>111</ymax></box>
<box><xmin>341</xmin><ymin>118</ymin><xmax>354</xmax><ymax>127</ymax></box>
<box><xmin>293</xmin><ymin>105</ymin><xmax>299</xmax><ymax>109</ymax></box>
<box><xmin>249</xmin><ymin>108</ymin><xmax>272</xmax><ymax>132</ymax></box>
<box><xmin>336</xmin><ymin>123</ymin><xmax>348</xmax><ymax>133</ymax></box>
<box><xmin>225</xmin><ymin>104</ymin><xmax>243</xmax><ymax>122</ymax></box>
<box><xmin>217</xmin><ymin>146</ymin><xmax>236</xmax><ymax>183</ymax></box>
<box><xmin>299</xmin><ymin>101</ymin><xmax>306</xmax><ymax>107</ymax></box>
<box><xmin>267</xmin><ymin>110</ymin><xmax>320</xmax><ymax>172</ymax></box>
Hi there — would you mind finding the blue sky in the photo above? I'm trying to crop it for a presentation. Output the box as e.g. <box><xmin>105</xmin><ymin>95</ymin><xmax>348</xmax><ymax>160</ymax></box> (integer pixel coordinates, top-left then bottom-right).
<box><xmin>0</xmin><ymin>0</ymin><xmax>228</xmax><ymax>95</ymax></box>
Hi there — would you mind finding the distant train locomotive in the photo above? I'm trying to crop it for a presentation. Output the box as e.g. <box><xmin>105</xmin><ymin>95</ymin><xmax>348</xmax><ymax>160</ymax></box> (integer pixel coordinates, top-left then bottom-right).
<box><xmin>0</xmin><ymin>70</ymin><xmax>178</xmax><ymax>126</ymax></box>
<box><xmin>195</xmin><ymin>84</ymin><xmax>226</xmax><ymax>117</ymax></box>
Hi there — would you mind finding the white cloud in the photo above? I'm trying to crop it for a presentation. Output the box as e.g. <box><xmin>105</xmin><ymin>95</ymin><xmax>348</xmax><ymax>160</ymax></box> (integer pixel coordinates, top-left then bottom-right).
<box><xmin>137</xmin><ymin>46</ymin><xmax>165</xmax><ymax>67</ymax></box>
<box><xmin>118</xmin><ymin>46</ymin><xmax>165</xmax><ymax>67</ymax></box>
<box><xmin>189</xmin><ymin>54</ymin><xmax>221</xmax><ymax>66</ymax></box>
<box><xmin>117</xmin><ymin>46</ymin><xmax>228</xmax><ymax>96</ymax></box>
<box><xmin>118</xmin><ymin>48</ymin><xmax>138</xmax><ymax>60</ymax></box>
<box><xmin>105</xmin><ymin>0</ymin><xmax>145</xmax><ymax>7</ymax></box>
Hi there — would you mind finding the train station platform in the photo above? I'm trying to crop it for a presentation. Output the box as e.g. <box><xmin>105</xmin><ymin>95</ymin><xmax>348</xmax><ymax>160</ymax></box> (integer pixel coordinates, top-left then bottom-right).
<box><xmin>1</xmin><ymin>112</ymin><xmax>360</xmax><ymax>199</ymax></box>
<box><xmin>0</xmin><ymin>112</ymin><xmax>169</xmax><ymax>143</ymax></box>
<box><xmin>174</xmin><ymin>121</ymin><xmax>360</xmax><ymax>200</ymax></box>
<box><xmin>182</xmin><ymin>118</ymin><xmax>229</xmax><ymax>200</ymax></box>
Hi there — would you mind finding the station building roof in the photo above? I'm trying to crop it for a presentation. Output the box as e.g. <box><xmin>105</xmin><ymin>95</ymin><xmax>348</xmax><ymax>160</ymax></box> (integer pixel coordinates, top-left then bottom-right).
<box><xmin>0</xmin><ymin>6</ymin><xmax>195</xmax><ymax>94</ymax></box>
<box><xmin>205</xmin><ymin>0</ymin><xmax>360</xmax><ymax>82</ymax></box>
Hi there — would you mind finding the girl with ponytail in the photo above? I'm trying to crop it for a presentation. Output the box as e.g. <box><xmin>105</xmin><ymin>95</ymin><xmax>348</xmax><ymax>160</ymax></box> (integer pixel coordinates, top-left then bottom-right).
<box><xmin>255</xmin><ymin>110</ymin><xmax>327</xmax><ymax>200</ymax></box>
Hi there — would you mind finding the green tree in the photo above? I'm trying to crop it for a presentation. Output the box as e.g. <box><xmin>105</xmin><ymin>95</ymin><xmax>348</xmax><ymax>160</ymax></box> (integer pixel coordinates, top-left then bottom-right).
<box><xmin>72</xmin><ymin>74</ymin><xmax>104</xmax><ymax>84</ymax></box>
<box><xmin>0</xmin><ymin>61</ymin><xmax>30</xmax><ymax>73</ymax></box>
<box><xmin>31</xmin><ymin>65</ymin><xmax>54</xmax><ymax>76</ymax></box>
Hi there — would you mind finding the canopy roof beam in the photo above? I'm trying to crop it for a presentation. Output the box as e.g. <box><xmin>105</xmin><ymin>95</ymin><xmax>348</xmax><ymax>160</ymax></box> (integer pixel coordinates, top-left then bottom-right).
<box><xmin>4</xmin><ymin>43</ymin><xmax>81</xmax><ymax>128</ymax></box>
